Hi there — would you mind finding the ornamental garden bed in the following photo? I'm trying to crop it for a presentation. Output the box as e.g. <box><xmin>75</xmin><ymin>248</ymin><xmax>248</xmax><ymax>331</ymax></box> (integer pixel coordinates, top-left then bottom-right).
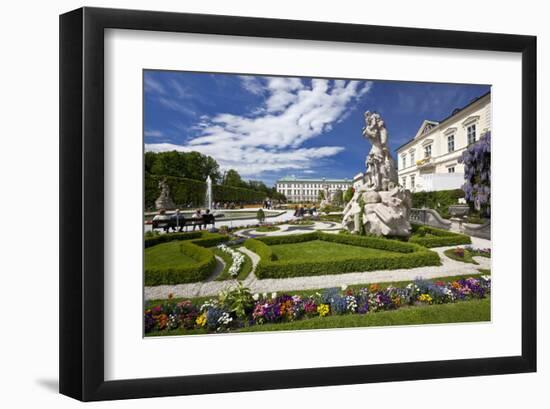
<box><xmin>245</xmin><ymin>231</ymin><xmax>440</xmax><ymax>279</ymax></box>
<box><xmin>409</xmin><ymin>224</ymin><xmax>471</xmax><ymax>248</ymax></box>
<box><xmin>144</xmin><ymin>231</ymin><xmax>230</xmax><ymax>285</ymax></box>
<box><xmin>144</xmin><ymin>274</ymin><xmax>491</xmax><ymax>336</ymax></box>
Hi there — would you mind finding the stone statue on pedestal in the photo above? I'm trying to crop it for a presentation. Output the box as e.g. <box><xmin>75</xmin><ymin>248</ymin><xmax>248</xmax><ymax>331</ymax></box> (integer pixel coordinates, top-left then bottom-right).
<box><xmin>155</xmin><ymin>178</ymin><xmax>175</xmax><ymax>210</ymax></box>
<box><xmin>342</xmin><ymin>111</ymin><xmax>411</xmax><ymax>237</ymax></box>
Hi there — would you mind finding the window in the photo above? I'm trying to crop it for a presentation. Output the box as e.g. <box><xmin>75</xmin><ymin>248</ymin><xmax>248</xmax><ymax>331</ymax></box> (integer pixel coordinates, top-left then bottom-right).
<box><xmin>467</xmin><ymin>124</ymin><xmax>477</xmax><ymax>145</ymax></box>
<box><xmin>402</xmin><ymin>177</ymin><xmax>407</xmax><ymax>188</ymax></box>
<box><xmin>410</xmin><ymin>175</ymin><xmax>415</xmax><ymax>189</ymax></box>
<box><xmin>424</xmin><ymin>144</ymin><xmax>432</xmax><ymax>158</ymax></box>
<box><xmin>410</xmin><ymin>150</ymin><xmax>415</xmax><ymax>165</ymax></box>
<box><xmin>448</xmin><ymin>167</ymin><xmax>455</xmax><ymax>173</ymax></box>
<box><xmin>402</xmin><ymin>155</ymin><xmax>407</xmax><ymax>168</ymax></box>
<box><xmin>447</xmin><ymin>134</ymin><xmax>455</xmax><ymax>152</ymax></box>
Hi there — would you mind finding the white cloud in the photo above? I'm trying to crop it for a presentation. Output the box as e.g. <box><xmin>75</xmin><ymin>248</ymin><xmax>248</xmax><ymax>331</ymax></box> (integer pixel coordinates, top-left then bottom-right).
<box><xmin>239</xmin><ymin>76</ymin><xmax>264</xmax><ymax>95</ymax></box>
<box><xmin>157</xmin><ymin>97</ymin><xmax>196</xmax><ymax>117</ymax></box>
<box><xmin>144</xmin><ymin>76</ymin><xmax>166</xmax><ymax>95</ymax></box>
<box><xmin>144</xmin><ymin>130</ymin><xmax>164</xmax><ymax>138</ymax></box>
<box><xmin>146</xmin><ymin>77</ymin><xmax>372</xmax><ymax>177</ymax></box>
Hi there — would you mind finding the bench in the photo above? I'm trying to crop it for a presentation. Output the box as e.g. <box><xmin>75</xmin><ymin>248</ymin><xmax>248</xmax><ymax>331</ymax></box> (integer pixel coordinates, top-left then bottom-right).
<box><xmin>152</xmin><ymin>214</ymin><xmax>216</xmax><ymax>232</ymax></box>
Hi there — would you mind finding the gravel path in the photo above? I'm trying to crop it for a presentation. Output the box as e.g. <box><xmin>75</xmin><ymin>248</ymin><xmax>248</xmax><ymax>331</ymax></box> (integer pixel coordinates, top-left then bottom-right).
<box><xmin>144</xmin><ymin>237</ymin><xmax>491</xmax><ymax>301</ymax></box>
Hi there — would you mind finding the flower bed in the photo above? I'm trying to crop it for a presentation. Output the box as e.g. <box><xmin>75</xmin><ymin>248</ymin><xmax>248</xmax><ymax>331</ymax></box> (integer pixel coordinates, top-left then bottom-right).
<box><xmin>464</xmin><ymin>246</ymin><xmax>491</xmax><ymax>257</ymax></box>
<box><xmin>144</xmin><ymin>276</ymin><xmax>491</xmax><ymax>334</ymax></box>
<box><xmin>244</xmin><ymin>232</ymin><xmax>440</xmax><ymax>279</ymax></box>
<box><xmin>216</xmin><ymin>244</ymin><xmax>245</xmax><ymax>278</ymax></box>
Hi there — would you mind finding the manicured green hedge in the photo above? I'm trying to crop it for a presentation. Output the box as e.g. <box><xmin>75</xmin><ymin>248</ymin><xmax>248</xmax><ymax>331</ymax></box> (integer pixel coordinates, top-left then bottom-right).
<box><xmin>411</xmin><ymin>189</ymin><xmax>465</xmax><ymax>218</ymax></box>
<box><xmin>144</xmin><ymin>241</ymin><xmax>216</xmax><ymax>285</ymax></box>
<box><xmin>257</xmin><ymin>231</ymin><xmax>420</xmax><ymax>254</ymax></box>
<box><xmin>145</xmin><ymin>173</ymin><xmax>266</xmax><ymax>209</ymax></box>
<box><xmin>144</xmin><ymin>231</ymin><xmax>228</xmax><ymax>249</ymax></box>
<box><xmin>409</xmin><ymin>225</ymin><xmax>471</xmax><ymax>248</ymax></box>
<box><xmin>248</xmin><ymin>232</ymin><xmax>440</xmax><ymax>279</ymax></box>
<box><xmin>144</xmin><ymin>231</ymin><xmax>202</xmax><ymax>248</ymax></box>
<box><xmin>244</xmin><ymin>238</ymin><xmax>277</xmax><ymax>261</ymax></box>
<box><xmin>144</xmin><ymin>232</ymin><xmax>229</xmax><ymax>285</ymax></box>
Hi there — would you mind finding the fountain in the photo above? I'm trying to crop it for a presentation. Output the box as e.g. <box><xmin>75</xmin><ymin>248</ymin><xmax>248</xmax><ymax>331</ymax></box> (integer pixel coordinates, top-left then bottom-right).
<box><xmin>205</xmin><ymin>175</ymin><xmax>213</xmax><ymax>210</ymax></box>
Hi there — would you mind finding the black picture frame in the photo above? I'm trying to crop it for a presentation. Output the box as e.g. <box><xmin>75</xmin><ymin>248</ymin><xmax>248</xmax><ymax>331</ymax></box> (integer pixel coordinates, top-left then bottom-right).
<box><xmin>59</xmin><ymin>7</ymin><xmax>537</xmax><ymax>401</ymax></box>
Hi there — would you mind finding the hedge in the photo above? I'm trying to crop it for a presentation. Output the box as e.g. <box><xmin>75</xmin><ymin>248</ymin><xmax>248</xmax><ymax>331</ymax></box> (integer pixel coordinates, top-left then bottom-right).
<box><xmin>247</xmin><ymin>232</ymin><xmax>440</xmax><ymax>279</ymax></box>
<box><xmin>409</xmin><ymin>225</ymin><xmax>471</xmax><ymax>248</ymax></box>
<box><xmin>411</xmin><ymin>189</ymin><xmax>465</xmax><ymax>219</ymax></box>
<box><xmin>144</xmin><ymin>231</ymin><xmax>228</xmax><ymax>249</ymax></box>
<box><xmin>145</xmin><ymin>173</ymin><xmax>266</xmax><ymax>209</ymax></box>
<box><xmin>144</xmin><ymin>231</ymin><xmax>202</xmax><ymax>248</ymax></box>
<box><xmin>257</xmin><ymin>231</ymin><xmax>420</xmax><ymax>254</ymax></box>
<box><xmin>244</xmin><ymin>238</ymin><xmax>276</xmax><ymax>261</ymax></box>
<box><xmin>144</xmin><ymin>232</ymin><xmax>230</xmax><ymax>285</ymax></box>
<box><xmin>144</xmin><ymin>241</ymin><xmax>216</xmax><ymax>285</ymax></box>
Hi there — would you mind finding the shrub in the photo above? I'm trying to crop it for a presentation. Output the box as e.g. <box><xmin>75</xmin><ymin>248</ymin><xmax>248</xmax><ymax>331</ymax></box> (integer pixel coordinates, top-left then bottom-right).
<box><xmin>257</xmin><ymin>231</ymin><xmax>420</xmax><ymax>254</ymax></box>
<box><xmin>145</xmin><ymin>173</ymin><xmax>266</xmax><ymax>210</ymax></box>
<box><xmin>249</xmin><ymin>232</ymin><xmax>440</xmax><ymax>279</ymax></box>
<box><xmin>255</xmin><ymin>251</ymin><xmax>440</xmax><ymax>279</ymax></box>
<box><xmin>244</xmin><ymin>238</ymin><xmax>276</xmax><ymax>261</ymax></box>
<box><xmin>409</xmin><ymin>224</ymin><xmax>471</xmax><ymax>247</ymax></box>
<box><xmin>411</xmin><ymin>189</ymin><xmax>465</xmax><ymax>218</ymax></box>
<box><xmin>144</xmin><ymin>231</ymin><xmax>202</xmax><ymax>248</ymax></box>
<box><xmin>144</xmin><ymin>241</ymin><xmax>216</xmax><ymax>285</ymax></box>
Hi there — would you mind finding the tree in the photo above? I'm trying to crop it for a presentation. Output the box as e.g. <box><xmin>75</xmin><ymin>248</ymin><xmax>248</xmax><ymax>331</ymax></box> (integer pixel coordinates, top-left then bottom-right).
<box><xmin>458</xmin><ymin>132</ymin><xmax>491</xmax><ymax>217</ymax></box>
<box><xmin>332</xmin><ymin>189</ymin><xmax>344</xmax><ymax>206</ymax></box>
<box><xmin>318</xmin><ymin>190</ymin><xmax>325</xmax><ymax>202</ymax></box>
<box><xmin>343</xmin><ymin>187</ymin><xmax>354</xmax><ymax>204</ymax></box>
<box><xmin>223</xmin><ymin>169</ymin><xmax>245</xmax><ymax>188</ymax></box>
<box><xmin>256</xmin><ymin>208</ymin><xmax>266</xmax><ymax>224</ymax></box>
<box><xmin>146</xmin><ymin>150</ymin><xmax>221</xmax><ymax>183</ymax></box>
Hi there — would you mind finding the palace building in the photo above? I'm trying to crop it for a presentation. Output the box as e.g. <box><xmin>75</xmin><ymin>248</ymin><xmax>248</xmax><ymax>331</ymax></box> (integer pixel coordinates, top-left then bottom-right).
<box><xmin>396</xmin><ymin>91</ymin><xmax>491</xmax><ymax>192</ymax></box>
<box><xmin>275</xmin><ymin>176</ymin><xmax>353</xmax><ymax>203</ymax></box>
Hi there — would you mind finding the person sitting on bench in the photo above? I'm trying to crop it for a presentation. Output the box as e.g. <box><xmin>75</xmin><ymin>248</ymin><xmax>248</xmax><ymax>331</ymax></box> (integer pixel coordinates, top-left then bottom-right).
<box><xmin>152</xmin><ymin>209</ymin><xmax>170</xmax><ymax>232</ymax></box>
<box><xmin>202</xmin><ymin>209</ymin><xmax>215</xmax><ymax>229</ymax></box>
<box><xmin>192</xmin><ymin>209</ymin><xmax>202</xmax><ymax>231</ymax></box>
<box><xmin>170</xmin><ymin>209</ymin><xmax>185</xmax><ymax>232</ymax></box>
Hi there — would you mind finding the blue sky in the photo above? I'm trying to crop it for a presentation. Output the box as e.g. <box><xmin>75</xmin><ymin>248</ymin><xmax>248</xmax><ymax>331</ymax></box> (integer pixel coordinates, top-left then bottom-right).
<box><xmin>144</xmin><ymin>70</ymin><xmax>490</xmax><ymax>186</ymax></box>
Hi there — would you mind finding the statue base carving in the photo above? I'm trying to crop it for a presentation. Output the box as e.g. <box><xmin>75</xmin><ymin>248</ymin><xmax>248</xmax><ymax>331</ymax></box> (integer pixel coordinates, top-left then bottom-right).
<box><xmin>342</xmin><ymin>184</ymin><xmax>412</xmax><ymax>237</ymax></box>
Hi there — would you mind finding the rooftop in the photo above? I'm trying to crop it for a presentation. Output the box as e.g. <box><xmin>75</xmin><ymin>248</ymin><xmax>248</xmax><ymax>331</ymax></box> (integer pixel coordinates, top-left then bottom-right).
<box><xmin>395</xmin><ymin>90</ymin><xmax>491</xmax><ymax>152</ymax></box>
<box><xmin>277</xmin><ymin>175</ymin><xmax>352</xmax><ymax>183</ymax></box>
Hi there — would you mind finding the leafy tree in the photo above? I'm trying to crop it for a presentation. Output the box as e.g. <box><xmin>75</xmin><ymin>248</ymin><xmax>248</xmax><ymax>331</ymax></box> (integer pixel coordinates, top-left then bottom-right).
<box><xmin>318</xmin><ymin>190</ymin><xmax>325</xmax><ymax>201</ymax></box>
<box><xmin>458</xmin><ymin>132</ymin><xmax>491</xmax><ymax>217</ymax></box>
<box><xmin>256</xmin><ymin>208</ymin><xmax>266</xmax><ymax>224</ymax></box>
<box><xmin>343</xmin><ymin>187</ymin><xmax>354</xmax><ymax>203</ymax></box>
<box><xmin>146</xmin><ymin>150</ymin><xmax>221</xmax><ymax>182</ymax></box>
<box><xmin>332</xmin><ymin>189</ymin><xmax>344</xmax><ymax>206</ymax></box>
<box><xmin>223</xmin><ymin>169</ymin><xmax>246</xmax><ymax>188</ymax></box>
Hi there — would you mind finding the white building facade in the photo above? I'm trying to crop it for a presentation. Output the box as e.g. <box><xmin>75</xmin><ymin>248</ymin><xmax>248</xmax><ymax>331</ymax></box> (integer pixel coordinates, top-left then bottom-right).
<box><xmin>275</xmin><ymin>176</ymin><xmax>352</xmax><ymax>203</ymax></box>
<box><xmin>396</xmin><ymin>91</ymin><xmax>491</xmax><ymax>192</ymax></box>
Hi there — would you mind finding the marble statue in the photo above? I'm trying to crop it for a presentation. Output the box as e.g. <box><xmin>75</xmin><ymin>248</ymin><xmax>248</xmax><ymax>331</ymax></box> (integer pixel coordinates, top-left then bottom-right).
<box><xmin>319</xmin><ymin>182</ymin><xmax>332</xmax><ymax>208</ymax></box>
<box><xmin>155</xmin><ymin>178</ymin><xmax>175</xmax><ymax>210</ymax></box>
<box><xmin>342</xmin><ymin>111</ymin><xmax>412</xmax><ymax>237</ymax></box>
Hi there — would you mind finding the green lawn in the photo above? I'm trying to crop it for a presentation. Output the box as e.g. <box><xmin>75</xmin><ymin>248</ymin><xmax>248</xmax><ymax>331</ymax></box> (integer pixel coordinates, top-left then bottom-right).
<box><xmin>255</xmin><ymin>225</ymin><xmax>280</xmax><ymax>232</ymax></box>
<box><xmin>271</xmin><ymin>240</ymin><xmax>398</xmax><ymax>261</ymax></box>
<box><xmin>146</xmin><ymin>297</ymin><xmax>490</xmax><ymax>337</ymax></box>
<box><xmin>144</xmin><ymin>241</ymin><xmax>199</xmax><ymax>270</ymax></box>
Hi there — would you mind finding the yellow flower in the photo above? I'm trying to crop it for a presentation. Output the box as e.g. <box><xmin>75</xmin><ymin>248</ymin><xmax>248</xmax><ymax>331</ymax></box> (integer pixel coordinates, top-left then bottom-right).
<box><xmin>418</xmin><ymin>293</ymin><xmax>433</xmax><ymax>304</ymax></box>
<box><xmin>317</xmin><ymin>304</ymin><xmax>330</xmax><ymax>317</ymax></box>
<box><xmin>196</xmin><ymin>312</ymin><xmax>207</xmax><ymax>327</ymax></box>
